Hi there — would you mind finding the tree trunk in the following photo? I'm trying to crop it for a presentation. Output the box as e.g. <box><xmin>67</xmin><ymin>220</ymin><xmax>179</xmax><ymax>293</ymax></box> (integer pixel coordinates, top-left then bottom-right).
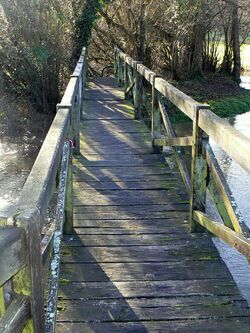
<box><xmin>137</xmin><ymin>1</ymin><xmax>146</xmax><ymax>62</ymax></box>
<box><xmin>231</xmin><ymin>0</ymin><xmax>241</xmax><ymax>83</ymax></box>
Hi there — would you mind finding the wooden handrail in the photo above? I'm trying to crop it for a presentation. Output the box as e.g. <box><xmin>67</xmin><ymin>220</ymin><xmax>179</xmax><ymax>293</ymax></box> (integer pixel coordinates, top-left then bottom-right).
<box><xmin>115</xmin><ymin>46</ymin><xmax>250</xmax><ymax>258</ymax></box>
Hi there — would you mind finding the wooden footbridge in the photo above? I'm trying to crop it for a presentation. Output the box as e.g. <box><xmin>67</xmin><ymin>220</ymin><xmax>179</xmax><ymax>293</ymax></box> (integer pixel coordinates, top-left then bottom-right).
<box><xmin>1</xmin><ymin>47</ymin><xmax>250</xmax><ymax>332</ymax></box>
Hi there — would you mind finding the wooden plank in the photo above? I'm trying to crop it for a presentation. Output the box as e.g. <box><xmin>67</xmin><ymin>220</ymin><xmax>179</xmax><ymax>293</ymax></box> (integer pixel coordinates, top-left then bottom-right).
<box><xmin>72</xmin><ymin>190</ymin><xmax>187</xmax><ymax>206</ymax></box>
<box><xmin>62</xmin><ymin>232</ymin><xmax>212</xmax><ymax>247</ymax></box>
<box><xmin>58</xmin><ymin>279</ymin><xmax>240</xmax><ymax>300</ymax></box>
<box><xmin>60</xmin><ymin>260</ymin><xmax>232</xmax><ymax>282</ymax></box>
<box><xmin>60</xmin><ymin>243</ymin><xmax>219</xmax><ymax>263</ymax></box>
<box><xmin>56</xmin><ymin>319</ymin><xmax>250</xmax><ymax>333</ymax></box>
<box><xmin>193</xmin><ymin>210</ymin><xmax>250</xmax><ymax>258</ymax></box>
<box><xmin>72</xmin><ymin>217</ymin><xmax>189</xmax><ymax>233</ymax></box>
<box><xmin>0</xmin><ymin>228</ymin><xmax>27</xmax><ymax>285</ymax></box>
<box><xmin>154</xmin><ymin>136</ymin><xmax>193</xmax><ymax>147</ymax></box>
<box><xmin>56</xmin><ymin>296</ymin><xmax>248</xmax><ymax>322</ymax></box>
<box><xmin>73</xmin><ymin>180</ymin><xmax>182</xmax><ymax>190</ymax></box>
<box><xmin>0</xmin><ymin>296</ymin><xmax>30</xmax><ymax>333</ymax></box>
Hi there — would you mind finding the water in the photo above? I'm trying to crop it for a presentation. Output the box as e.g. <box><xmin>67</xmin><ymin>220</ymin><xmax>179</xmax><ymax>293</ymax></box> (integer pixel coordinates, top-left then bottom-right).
<box><xmin>0</xmin><ymin>141</ymin><xmax>38</xmax><ymax>216</ymax></box>
<box><xmin>209</xmin><ymin>112</ymin><xmax>250</xmax><ymax>303</ymax></box>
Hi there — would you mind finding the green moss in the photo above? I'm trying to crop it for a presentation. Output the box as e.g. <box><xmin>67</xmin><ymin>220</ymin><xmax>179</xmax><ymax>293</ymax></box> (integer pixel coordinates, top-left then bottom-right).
<box><xmin>59</xmin><ymin>278</ymin><xmax>72</xmax><ymax>285</ymax></box>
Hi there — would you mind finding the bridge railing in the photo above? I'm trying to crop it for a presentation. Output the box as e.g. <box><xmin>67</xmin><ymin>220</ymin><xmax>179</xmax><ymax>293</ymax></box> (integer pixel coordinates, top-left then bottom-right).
<box><xmin>0</xmin><ymin>47</ymin><xmax>87</xmax><ymax>332</ymax></box>
<box><xmin>115</xmin><ymin>47</ymin><xmax>250</xmax><ymax>259</ymax></box>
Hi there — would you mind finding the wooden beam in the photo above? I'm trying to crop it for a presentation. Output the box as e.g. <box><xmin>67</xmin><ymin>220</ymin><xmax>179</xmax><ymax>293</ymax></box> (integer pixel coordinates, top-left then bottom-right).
<box><xmin>154</xmin><ymin>136</ymin><xmax>193</xmax><ymax>147</ymax></box>
<box><xmin>0</xmin><ymin>296</ymin><xmax>30</xmax><ymax>333</ymax></box>
<box><xmin>193</xmin><ymin>210</ymin><xmax>250</xmax><ymax>258</ymax></box>
<box><xmin>0</xmin><ymin>228</ymin><xmax>27</xmax><ymax>286</ymax></box>
<box><xmin>205</xmin><ymin>143</ymin><xmax>249</xmax><ymax>236</ymax></box>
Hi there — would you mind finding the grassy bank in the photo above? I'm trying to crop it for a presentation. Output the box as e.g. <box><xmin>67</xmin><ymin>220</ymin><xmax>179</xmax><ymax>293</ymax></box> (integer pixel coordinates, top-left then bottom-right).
<box><xmin>169</xmin><ymin>73</ymin><xmax>250</xmax><ymax>123</ymax></box>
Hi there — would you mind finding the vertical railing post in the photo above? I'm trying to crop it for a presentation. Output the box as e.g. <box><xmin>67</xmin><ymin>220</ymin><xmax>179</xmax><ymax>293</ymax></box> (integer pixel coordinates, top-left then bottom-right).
<box><xmin>64</xmin><ymin>139</ymin><xmax>73</xmax><ymax>235</ymax></box>
<box><xmin>82</xmin><ymin>48</ymin><xmax>87</xmax><ymax>116</ymax></box>
<box><xmin>74</xmin><ymin>88</ymin><xmax>80</xmax><ymax>155</ymax></box>
<box><xmin>151</xmin><ymin>75</ymin><xmax>162</xmax><ymax>153</ymax></box>
<box><xmin>114</xmin><ymin>48</ymin><xmax>117</xmax><ymax>81</ymax></box>
<box><xmin>124</xmin><ymin>57</ymin><xmax>128</xmax><ymax>99</ymax></box>
<box><xmin>134</xmin><ymin>61</ymin><xmax>142</xmax><ymax>120</ymax></box>
<box><xmin>189</xmin><ymin>107</ymin><xmax>209</xmax><ymax>232</ymax></box>
<box><xmin>117</xmin><ymin>55</ymin><xmax>122</xmax><ymax>87</ymax></box>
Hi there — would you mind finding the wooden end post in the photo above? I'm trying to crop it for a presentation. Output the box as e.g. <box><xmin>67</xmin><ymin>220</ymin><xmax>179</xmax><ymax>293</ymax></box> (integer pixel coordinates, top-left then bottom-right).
<box><xmin>13</xmin><ymin>209</ymin><xmax>45</xmax><ymax>333</ymax></box>
<box><xmin>189</xmin><ymin>107</ymin><xmax>209</xmax><ymax>232</ymax></box>
<box><xmin>151</xmin><ymin>74</ymin><xmax>163</xmax><ymax>154</ymax></box>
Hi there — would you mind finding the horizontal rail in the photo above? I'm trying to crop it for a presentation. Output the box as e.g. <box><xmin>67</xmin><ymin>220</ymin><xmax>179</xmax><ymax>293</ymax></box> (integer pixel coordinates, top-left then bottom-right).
<box><xmin>17</xmin><ymin>108</ymin><xmax>70</xmax><ymax>220</ymax></box>
<box><xmin>199</xmin><ymin>109</ymin><xmax>250</xmax><ymax>175</ymax></box>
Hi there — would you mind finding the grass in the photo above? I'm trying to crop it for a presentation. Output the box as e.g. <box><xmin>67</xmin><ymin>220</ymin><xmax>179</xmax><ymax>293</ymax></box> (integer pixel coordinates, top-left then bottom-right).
<box><xmin>168</xmin><ymin>73</ymin><xmax>250</xmax><ymax>123</ymax></box>
<box><xmin>208</xmin><ymin>94</ymin><xmax>250</xmax><ymax>118</ymax></box>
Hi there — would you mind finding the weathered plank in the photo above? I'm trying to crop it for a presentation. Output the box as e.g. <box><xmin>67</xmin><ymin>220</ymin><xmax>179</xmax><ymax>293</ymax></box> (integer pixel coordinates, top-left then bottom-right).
<box><xmin>56</xmin><ymin>296</ymin><xmax>248</xmax><ymax>322</ymax></box>
<box><xmin>60</xmin><ymin>260</ymin><xmax>232</xmax><ymax>282</ymax></box>
<box><xmin>60</xmin><ymin>243</ymin><xmax>219</xmax><ymax>263</ymax></box>
<box><xmin>0</xmin><ymin>227</ymin><xmax>27</xmax><ymax>285</ymax></box>
<box><xmin>56</xmin><ymin>319</ymin><xmax>250</xmax><ymax>333</ymax></box>
<box><xmin>58</xmin><ymin>279</ymin><xmax>240</xmax><ymax>299</ymax></box>
<box><xmin>62</xmin><ymin>232</ymin><xmax>203</xmax><ymax>247</ymax></box>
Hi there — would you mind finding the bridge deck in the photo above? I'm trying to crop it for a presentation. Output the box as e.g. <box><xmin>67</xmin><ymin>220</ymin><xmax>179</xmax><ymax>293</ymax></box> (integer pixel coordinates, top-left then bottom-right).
<box><xmin>56</xmin><ymin>78</ymin><xmax>250</xmax><ymax>332</ymax></box>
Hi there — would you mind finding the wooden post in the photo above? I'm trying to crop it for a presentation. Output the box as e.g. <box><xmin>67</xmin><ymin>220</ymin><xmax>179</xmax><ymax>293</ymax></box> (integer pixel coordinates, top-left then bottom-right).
<box><xmin>13</xmin><ymin>209</ymin><xmax>45</xmax><ymax>333</ymax></box>
<box><xmin>124</xmin><ymin>58</ymin><xmax>128</xmax><ymax>99</ymax></box>
<box><xmin>151</xmin><ymin>75</ymin><xmax>163</xmax><ymax>153</ymax></box>
<box><xmin>64</xmin><ymin>140</ymin><xmax>73</xmax><ymax>235</ymax></box>
<box><xmin>117</xmin><ymin>56</ymin><xmax>123</xmax><ymax>87</ymax></box>
<box><xmin>134</xmin><ymin>62</ymin><xmax>141</xmax><ymax>120</ymax></box>
<box><xmin>114</xmin><ymin>48</ymin><xmax>118</xmax><ymax>82</ymax></box>
<box><xmin>189</xmin><ymin>107</ymin><xmax>209</xmax><ymax>232</ymax></box>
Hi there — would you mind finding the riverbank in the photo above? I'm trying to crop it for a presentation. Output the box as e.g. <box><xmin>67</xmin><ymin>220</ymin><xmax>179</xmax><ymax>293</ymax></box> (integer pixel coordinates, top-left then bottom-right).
<box><xmin>0</xmin><ymin>93</ymin><xmax>53</xmax><ymax>213</ymax></box>
<box><xmin>170</xmin><ymin>73</ymin><xmax>250</xmax><ymax>122</ymax></box>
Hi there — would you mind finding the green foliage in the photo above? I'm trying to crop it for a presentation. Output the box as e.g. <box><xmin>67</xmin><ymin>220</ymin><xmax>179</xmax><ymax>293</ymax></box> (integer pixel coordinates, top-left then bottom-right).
<box><xmin>0</xmin><ymin>0</ymin><xmax>73</xmax><ymax>114</ymax></box>
<box><xmin>72</xmin><ymin>0</ymin><xmax>109</xmax><ymax>63</ymax></box>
